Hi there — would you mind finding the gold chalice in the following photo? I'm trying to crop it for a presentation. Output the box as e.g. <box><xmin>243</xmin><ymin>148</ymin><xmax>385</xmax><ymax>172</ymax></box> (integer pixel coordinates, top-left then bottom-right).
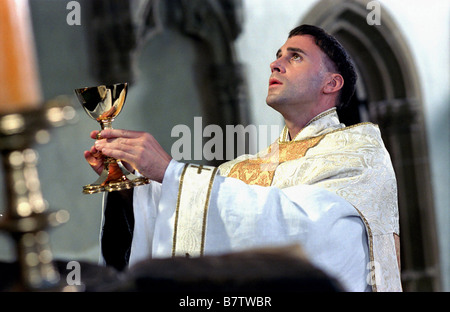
<box><xmin>74</xmin><ymin>82</ymin><xmax>150</xmax><ymax>194</ymax></box>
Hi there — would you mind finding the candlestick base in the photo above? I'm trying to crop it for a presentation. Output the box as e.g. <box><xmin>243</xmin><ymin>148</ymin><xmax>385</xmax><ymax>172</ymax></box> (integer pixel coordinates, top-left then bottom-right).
<box><xmin>0</xmin><ymin>98</ymin><xmax>76</xmax><ymax>291</ymax></box>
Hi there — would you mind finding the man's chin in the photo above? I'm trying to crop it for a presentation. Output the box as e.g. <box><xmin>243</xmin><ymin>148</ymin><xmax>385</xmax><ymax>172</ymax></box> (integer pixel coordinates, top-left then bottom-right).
<box><xmin>266</xmin><ymin>96</ymin><xmax>281</xmax><ymax>109</ymax></box>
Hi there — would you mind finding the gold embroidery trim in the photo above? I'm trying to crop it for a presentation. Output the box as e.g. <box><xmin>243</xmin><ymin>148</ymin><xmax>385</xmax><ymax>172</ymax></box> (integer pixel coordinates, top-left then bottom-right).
<box><xmin>172</xmin><ymin>164</ymin><xmax>218</xmax><ymax>257</ymax></box>
<box><xmin>353</xmin><ymin>206</ymin><xmax>377</xmax><ymax>292</ymax></box>
<box><xmin>228</xmin><ymin>121</ymin><xmax>378</xmax><ymax>187</ymax></box>
<box><xmin>200</xmin><ymin>167</ymin><xmax>219</xmax><ymax>256</ymax></box>
<box><xmin>227</xmin><ymin>135</ymin><xmax>326</xmax><ymax>186</ymax></box>
<box><xmin>172</xmin><ymin>163</ymin><xmax>189</xmax><ymax>257</ymax></box>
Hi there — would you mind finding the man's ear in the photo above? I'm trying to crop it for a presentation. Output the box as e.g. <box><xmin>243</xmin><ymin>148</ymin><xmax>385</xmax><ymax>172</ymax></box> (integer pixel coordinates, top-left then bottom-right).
<box><xmin>323</xmin><ymin>73</ymin><xmax>344</xmax><ymax>94</ymax></box>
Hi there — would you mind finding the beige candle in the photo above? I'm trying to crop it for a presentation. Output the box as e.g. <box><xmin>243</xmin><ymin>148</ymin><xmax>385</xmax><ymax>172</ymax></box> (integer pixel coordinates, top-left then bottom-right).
<box><xmin>0</xmin><ymin>0</ymin><xmax>42</xmax><ymax>115</ymax></box>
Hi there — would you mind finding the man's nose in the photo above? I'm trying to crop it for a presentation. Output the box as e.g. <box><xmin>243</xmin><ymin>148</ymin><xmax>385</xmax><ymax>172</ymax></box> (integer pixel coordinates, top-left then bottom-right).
<box><xmin>270</xmin><ymin>59</ymin><xmax>285</xmax><ymax>73</ymax></box>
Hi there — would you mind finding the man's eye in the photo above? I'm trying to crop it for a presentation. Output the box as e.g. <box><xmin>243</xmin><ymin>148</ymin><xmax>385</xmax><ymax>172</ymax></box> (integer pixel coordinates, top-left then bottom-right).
<box><xmin>292</xmin><ymin>54</ymin><xmax>302</xmax><ymax>61</ymax></box>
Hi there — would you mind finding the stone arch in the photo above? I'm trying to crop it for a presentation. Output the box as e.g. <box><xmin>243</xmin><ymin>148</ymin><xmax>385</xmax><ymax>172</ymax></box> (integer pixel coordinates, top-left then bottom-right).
<box><xmin>301</xmin><ymin>0</ymin><xmax>440</xmax><ymax>291</ymax></box>
<box><xmin>166</xmin><ymin>0</ymin><xmax>251</xmax><ymax>165</ymax></box>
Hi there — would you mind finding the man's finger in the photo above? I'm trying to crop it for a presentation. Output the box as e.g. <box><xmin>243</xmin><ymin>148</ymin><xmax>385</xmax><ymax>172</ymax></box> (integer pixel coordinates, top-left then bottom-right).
<box><xmin>98</xmin><ymin>129</ymin><xmax>142</xmax><ymax>139</ymax></box>
<box><xmin>90</xmin><ymin>130</ymin><xmax>100</xmax><ymax>139</ymax></box>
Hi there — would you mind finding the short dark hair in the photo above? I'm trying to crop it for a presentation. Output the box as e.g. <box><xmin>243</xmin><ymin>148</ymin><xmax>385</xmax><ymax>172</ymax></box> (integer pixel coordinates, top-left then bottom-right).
<box><xmin>289</xmin><ymin>25</ymin><xmax>357</xmax><ymax>108</ymax></box>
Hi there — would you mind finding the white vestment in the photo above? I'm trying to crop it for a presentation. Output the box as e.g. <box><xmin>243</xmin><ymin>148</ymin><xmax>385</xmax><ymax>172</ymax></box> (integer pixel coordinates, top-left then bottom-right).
<box><xmin>101</xmin><ymin>108</ymin><xmax>401</xmax><ymax>292</ymax></box>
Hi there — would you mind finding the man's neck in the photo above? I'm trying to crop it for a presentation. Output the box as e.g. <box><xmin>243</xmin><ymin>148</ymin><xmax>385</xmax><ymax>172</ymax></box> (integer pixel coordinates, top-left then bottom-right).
<box><xmin>283</xmin><ymin>105</ymin><xmax>333</xmax><ymax>140</ymax></box>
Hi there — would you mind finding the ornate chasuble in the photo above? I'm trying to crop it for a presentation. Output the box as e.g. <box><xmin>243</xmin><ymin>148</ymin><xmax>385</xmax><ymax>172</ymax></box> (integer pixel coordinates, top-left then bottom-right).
<box><xmin>172</xmin><ymin>108</ymin><xmax>401</xmax><ymax>291</ymax></box>
<box><xmin>226</xmin><ymin>135</ymin><xmax>325</xmax><ymax>187</ymax></box>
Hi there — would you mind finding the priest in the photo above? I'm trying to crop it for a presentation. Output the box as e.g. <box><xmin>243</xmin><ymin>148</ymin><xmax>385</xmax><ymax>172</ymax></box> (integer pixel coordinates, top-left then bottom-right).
<box><xmin>85</xmin><ymin>25</ymin><xmax>402</xmax><ymax>292</ymax></box>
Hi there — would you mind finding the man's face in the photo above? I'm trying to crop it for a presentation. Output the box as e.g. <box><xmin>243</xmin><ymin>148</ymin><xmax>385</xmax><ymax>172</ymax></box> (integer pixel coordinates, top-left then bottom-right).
<box><xmin>266</xmin><ymin>35</ymin><xmax>329</xmax><ymax>111</ymax></box>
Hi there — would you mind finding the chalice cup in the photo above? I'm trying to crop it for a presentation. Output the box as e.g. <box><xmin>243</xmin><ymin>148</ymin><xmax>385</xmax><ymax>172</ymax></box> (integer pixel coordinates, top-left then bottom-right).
<box><xmin>74</xmin><ymin>82</ymin><xmax>150</xmax><ymax>194</ymax></box>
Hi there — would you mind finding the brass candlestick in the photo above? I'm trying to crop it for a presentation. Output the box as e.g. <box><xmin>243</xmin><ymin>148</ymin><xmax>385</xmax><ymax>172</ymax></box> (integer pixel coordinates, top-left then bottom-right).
<box><xmin>0</xmin><ymin>99</ymin><xmax>74</xmax><ymax>291</ymax></box>
<box><xmin>74</xmin><ymin>83</ymin><xmax>150</xmax><ymax>194</ymax></box>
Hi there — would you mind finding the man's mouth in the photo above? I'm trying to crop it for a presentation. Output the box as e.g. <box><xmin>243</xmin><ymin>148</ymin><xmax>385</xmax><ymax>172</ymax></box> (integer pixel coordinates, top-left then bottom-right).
<box><xmin>269</xmin><ymin>78</ymin><xmax>282</xmax><ymax>87</ymax></box>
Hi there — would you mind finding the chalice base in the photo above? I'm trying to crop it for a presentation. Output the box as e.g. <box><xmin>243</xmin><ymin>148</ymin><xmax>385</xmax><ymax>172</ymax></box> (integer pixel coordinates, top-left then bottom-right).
<box><xmin>82</xmin><ymin>161</ymin><xmax>150</xmax><ymax>194</ymax></box>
